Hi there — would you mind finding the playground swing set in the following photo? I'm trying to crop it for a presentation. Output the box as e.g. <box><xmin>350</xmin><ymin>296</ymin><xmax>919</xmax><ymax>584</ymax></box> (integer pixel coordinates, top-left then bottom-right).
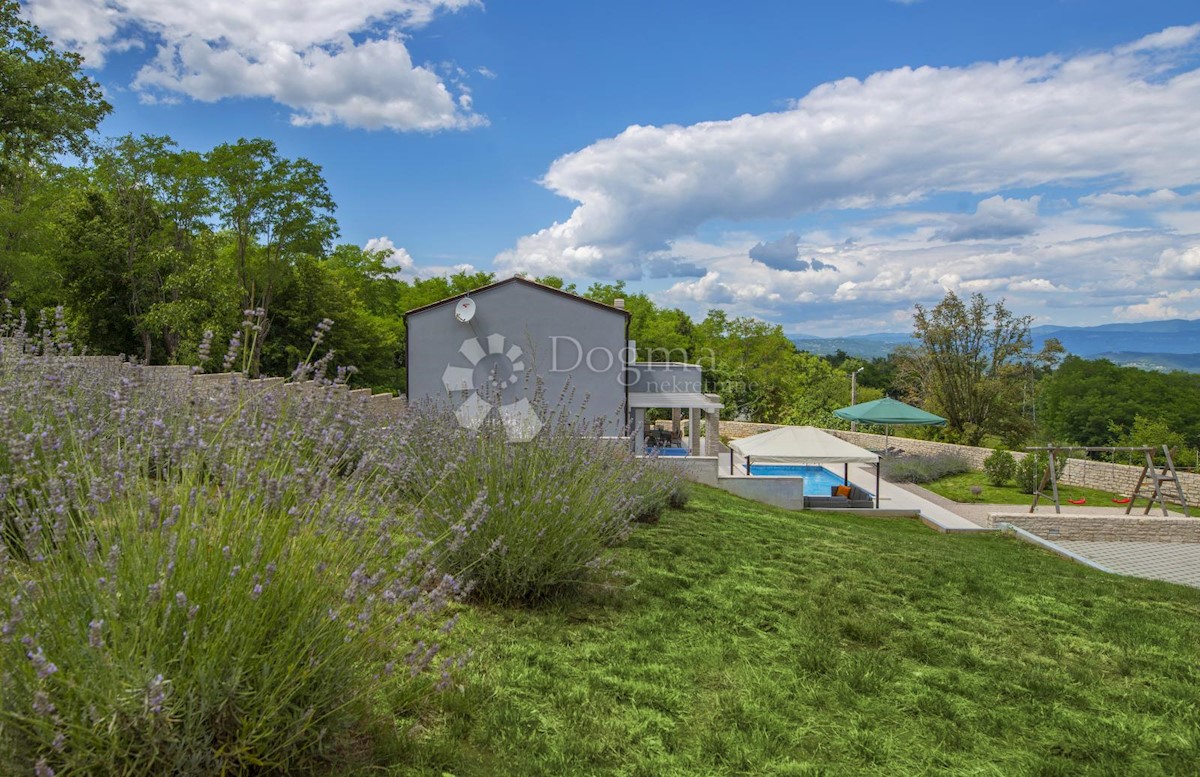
<box><xmin>1024</xmin><ymin>444</ymin><xmax>1191</xmax><ymax>517</ymax></box>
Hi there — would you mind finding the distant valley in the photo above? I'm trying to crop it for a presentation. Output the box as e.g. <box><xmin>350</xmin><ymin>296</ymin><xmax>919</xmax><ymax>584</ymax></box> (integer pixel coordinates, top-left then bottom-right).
<box><xmin>792</xmin><ymin>319</ymin><xmax>1200</xmax><ymax>373</ymax></box>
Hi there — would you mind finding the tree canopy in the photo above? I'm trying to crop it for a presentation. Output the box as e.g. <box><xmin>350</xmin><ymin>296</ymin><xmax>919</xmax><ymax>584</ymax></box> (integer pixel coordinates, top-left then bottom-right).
<box><xmin>1038</xmin><ymin>355</ymin><xmax>1200</xmax><ymax>462</ymax></box>
<box><xmin>895</xmin><ymin>291</ymin><xmax>1061</xmax><ymax>445</ymax></box>
<box><xmin>0</xmin><ymin>0</ymin><xmax>110</xmax><ymax>169</ymax></box>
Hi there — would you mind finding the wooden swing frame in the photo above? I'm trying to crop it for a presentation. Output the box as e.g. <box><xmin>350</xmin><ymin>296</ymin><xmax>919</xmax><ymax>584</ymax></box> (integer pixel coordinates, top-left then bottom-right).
<box><xmin>1024</xmin><ymin>445</ymin><xmax>1190</xmax><ymax>516</ymax></box>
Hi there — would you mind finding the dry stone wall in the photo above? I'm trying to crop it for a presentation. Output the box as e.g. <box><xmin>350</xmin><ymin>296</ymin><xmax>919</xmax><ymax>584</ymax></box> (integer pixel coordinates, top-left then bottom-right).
<box><xmin>0</xmin><ymin>341</ymin><xmax>408</xmax><ymax>426</ymax></box>
<box><xmin>987</xmin><ymin>513</ymin><xmax>1200</xmax><ymax>543</ymax></box>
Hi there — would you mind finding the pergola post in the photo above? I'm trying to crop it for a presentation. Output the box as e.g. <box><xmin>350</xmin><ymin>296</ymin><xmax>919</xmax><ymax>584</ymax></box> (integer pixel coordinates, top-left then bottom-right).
<box><xmin>671</xmin><ymin>408</ymin><xmax>682</xmax><ymax>442</ymax></box>
<box><xmin>705</xmin><ymin>409</ymin><xmax>720</xmax><ymax>456</ymax></box>
<box><xmin>632</xmin><ymin>408</ymin><xmax>646</xmax><ymax>455</ymax></box>
<box><xmin>689</xmin><ymin>408</ymin><xmax>701</xmax><ymax>456</ymax></box>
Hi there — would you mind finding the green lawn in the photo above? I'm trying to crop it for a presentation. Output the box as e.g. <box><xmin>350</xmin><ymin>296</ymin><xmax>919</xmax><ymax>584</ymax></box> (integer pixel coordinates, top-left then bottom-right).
<box><xmin>389</xmin><ymin>485</ymin><xmax>1200</xmax><ymax>775</ymax></box>
<box><xmin>923</xmin><ymin>471</ymin><xmax>1183</xmax><ymax>512</ymax></box>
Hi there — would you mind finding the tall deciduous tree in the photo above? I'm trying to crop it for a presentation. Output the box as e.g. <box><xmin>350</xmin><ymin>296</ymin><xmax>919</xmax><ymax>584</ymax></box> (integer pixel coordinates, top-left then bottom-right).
<box><xmin>0</xmin><ymin>1</ymin><xmax>109</xmax><ymax>168</ymax></box>
<box><xmin>896</xmin><ymin>291</ymin><xmax>1060</xmax><ymax>445</ymax></box>
<box><xmin>207</xmin><ymin>138</ymin><xmax>338</xmax><ymax>374</ymax></box>
<box><xmin>1</xmin><ymin>0</ymin><xmax>110</xmax><ymax>298</ymax></box>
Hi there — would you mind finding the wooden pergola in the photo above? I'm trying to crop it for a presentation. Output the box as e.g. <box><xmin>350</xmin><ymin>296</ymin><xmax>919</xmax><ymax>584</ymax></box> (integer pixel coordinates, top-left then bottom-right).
<box><xmin>1024</xmin><ymin>445</ymin><xmax>1190</xmax><ymax>516</ymax></box>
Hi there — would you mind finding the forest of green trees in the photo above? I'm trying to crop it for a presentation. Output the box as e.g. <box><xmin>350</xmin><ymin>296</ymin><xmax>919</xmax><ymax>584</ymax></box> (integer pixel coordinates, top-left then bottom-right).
<box><xmin>3</xmin><ymin>1</ymin><xmax>1197</xmax><ymax>459</ymax></box>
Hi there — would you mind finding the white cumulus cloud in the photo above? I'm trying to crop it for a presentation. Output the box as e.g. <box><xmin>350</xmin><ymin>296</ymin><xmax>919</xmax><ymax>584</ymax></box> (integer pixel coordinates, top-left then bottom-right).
<box><xmin>24</xmin><ymin>0</ymin><xmax>485</xmax><ymax>131</ymax></box>
<box><xmin>364</xmin><ymin>236</ymin><xmax>415</xmax><ymax>272</ymax></box>
<box><xmin>1114</xmin><ymin>288</ymin><xmax>1200</xmax><ymax>321</ymax></box>
<box><xmin>1153</xmin><ymin>245</ymin><xmax>1200</xmax><ymax>279</ymax></box>
<box><xmin>496</xmin><ymin>25</ymin><xmax>1200</xmax><ymax>279</ymax></box>
<box><xmin>933</xmin><ymin>196</ymin><xmax>1041</xmax><ymax>242</ymax></box>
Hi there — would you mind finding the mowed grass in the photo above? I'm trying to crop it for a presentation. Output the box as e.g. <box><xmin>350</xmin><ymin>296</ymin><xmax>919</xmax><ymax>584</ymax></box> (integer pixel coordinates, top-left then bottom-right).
<box><xmin>925</xmin><ymin>471</ymin><xmax>1184</xmax><ymax>512</ymax></box>
<box><xmin>390</xmin><ymin>485</ymin><xmax>1200</xmax><ymax>776</ymax></box>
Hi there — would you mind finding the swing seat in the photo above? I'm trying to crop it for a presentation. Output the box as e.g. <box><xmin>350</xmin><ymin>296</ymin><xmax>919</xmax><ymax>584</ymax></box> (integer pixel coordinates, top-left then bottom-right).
<box><xmin>1112</xmin><ymin>497</ymin><xmax>1132</xmax><ymax>504</ymax></box>
<box><xmin>1067</xmin><ymin>498</ymin><xmax>1087</xmax><ymax>505</ymax></box>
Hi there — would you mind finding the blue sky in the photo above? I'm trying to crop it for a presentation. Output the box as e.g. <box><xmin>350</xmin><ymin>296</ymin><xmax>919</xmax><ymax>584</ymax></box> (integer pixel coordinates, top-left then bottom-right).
<box><xmin>23</xmin><ymin>0</ymin><xmax>1200</xmax><ymax>334</ymax></box>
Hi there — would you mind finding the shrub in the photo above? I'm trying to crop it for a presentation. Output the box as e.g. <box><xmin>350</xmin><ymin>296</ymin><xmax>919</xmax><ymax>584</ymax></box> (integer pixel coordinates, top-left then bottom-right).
<box><xmin>1015</xmin><ymin>454</ymin><xmax>1040</xmax><ymax>494</ymax></box>
<box><xmin>0</xmin><ymin>344</ymin><xmax>463</xmax><ymax>775</ymax></box>
<box><xmin>983</xmin><ymin>449</ymin><xmax>1017</xmax><ymax>486</ymax></box>
<box><xmin>400</xmin><ymin>401</ymin><xmax>681</xmax><ymax>604</ymax></box>
<box><xmin>880</xmin><ymin>453</ymin><xmax>972</xmax><ymax>484</ymax></box>
<box><xmin>1014</xmin><ymin>452</ymin><xmax>1065</xmax><ymax>494</ymax></box>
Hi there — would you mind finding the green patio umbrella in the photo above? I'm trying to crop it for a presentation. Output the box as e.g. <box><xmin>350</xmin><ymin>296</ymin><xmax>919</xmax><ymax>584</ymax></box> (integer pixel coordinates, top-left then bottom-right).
<box><xmin>833</xmin><ymin>397</ymin><xmax>946</xmax><ymax>450</ymax></box>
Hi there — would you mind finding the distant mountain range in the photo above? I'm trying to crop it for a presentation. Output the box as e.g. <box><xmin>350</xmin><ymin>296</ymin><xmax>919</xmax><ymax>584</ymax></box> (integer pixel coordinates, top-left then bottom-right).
<box><xmin>792</xmin><ymin>319</ymin><xmax>1200</xmax><ymax>373</ymax></box>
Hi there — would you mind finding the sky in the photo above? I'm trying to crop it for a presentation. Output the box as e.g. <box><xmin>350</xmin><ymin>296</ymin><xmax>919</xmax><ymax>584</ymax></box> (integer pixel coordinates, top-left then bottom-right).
<box><xmin>22</xmin><ymin>0</ymin><xmax>1200</xmax><ymax>335</ymax></box>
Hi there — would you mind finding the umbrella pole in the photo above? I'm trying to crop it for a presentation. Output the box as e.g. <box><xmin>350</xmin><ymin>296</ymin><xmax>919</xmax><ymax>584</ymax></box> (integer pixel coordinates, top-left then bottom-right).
<box><xmin>875</xmin><ymin>462</ymin><xmax>880</xmax><ymax>509</ymax></box>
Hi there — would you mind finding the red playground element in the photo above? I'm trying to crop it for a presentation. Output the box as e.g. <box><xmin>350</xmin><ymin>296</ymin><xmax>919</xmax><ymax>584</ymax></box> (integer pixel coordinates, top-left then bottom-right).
<box><xmin>1067</xmin><ymin>498</ymin><xmax>1087</xmax><ymax>505</ymax></box>
<box><xmin>1112</xmin><ymin>497</ymin><xmax>1132</xmax><ymax>504</ymax></box>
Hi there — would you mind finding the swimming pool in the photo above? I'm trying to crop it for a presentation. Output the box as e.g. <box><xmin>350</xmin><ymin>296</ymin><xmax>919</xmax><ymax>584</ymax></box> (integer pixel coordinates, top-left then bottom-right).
<box><xmin>745</xmin><ymin>464</ymin><xmax>869</xmax><ymax>497</ymax></box>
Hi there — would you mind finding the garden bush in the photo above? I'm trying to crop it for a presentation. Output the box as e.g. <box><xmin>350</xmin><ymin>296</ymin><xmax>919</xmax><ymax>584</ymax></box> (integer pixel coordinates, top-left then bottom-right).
<box><xmin>983</xmin><ymin>449</ymin><xmax>1017</xmax><ymax>486</ymax></box>
<box><xmin>0</xmin><ymin>332</ymin><xmax>464</xmax><ymax>775</ymax></box>
<box><xmin>399</xmin><ymin>400</ymin><xmax>682</xmax><ymax>604</ymax></box>
<box><xmin>1015</xmin><ymin>452</ymin><xmax>1064</xmax><ymax>494</ymax></box>
<box><xmin>880</xmin><ymin>453</ymin><xmax>972</xmax><ymax>484</ymax></box>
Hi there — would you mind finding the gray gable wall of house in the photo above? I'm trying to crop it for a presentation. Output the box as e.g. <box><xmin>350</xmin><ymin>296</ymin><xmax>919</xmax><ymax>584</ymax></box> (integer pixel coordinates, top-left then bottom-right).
<box><xmin>406</xmin><ymin>281</ymin><xmax>629</xmax><ymax>435</ymax></box>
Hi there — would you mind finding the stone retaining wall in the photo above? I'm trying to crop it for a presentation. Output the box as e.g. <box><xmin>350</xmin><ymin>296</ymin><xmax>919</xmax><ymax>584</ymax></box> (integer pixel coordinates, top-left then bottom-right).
<box><xmin>660</xmin><ymin>456</ymin><xmax>720</xmax><ymax>487</ymax></box>
<box><xmin>988</xmin><ymin>512</ymin><xmax>1200</xmax><ymax>543</ymax></box>
<box><xmin>0</xmin><ymin>342</ymin><xmax>409</xmax><ymax>425</ymax></box>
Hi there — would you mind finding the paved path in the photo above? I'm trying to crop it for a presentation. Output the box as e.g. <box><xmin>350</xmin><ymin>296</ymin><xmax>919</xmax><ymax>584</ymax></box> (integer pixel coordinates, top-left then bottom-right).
<box><xmin>845</xmin><ymin>465</ymin><xmax>990</xmax><ymax>533</ymax></box>
<box><xmin>1055</xmin><ymin>541</ymin><xmax>1200</xmax><ymax>588</ymax></box>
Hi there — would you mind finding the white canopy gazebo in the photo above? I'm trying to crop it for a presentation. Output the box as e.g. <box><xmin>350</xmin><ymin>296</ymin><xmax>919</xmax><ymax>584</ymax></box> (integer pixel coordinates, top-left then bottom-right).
<box><xmin>728</xmin><ymin>426</ymin><xmax>881</xmax><ymax>506</ymax></box>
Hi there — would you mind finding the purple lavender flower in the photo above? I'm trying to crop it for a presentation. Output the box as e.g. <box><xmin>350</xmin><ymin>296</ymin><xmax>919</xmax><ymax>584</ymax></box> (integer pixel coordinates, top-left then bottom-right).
<box><xmin>196</xmin><ymin>329</ymin><xmax>214</xmax><ymax>368</ymax></box>
<box><xmin>146</xmin><ymin>674</ymin><xmax>166</xmax><ymax>715</ymax></box>
<box><xmin>88</xmin><ymin>620</ymin><xmax>104</xmax><ymax>649</ymax></box>
<box><xmin>27</xmin><ymin>646</ymin><xmax>58</xmax><ymax>679</ymax></box>
<box><xmin>33</xmin><ymin>690</ymin><xmax>55</xmax><ymax>716</ymax></box>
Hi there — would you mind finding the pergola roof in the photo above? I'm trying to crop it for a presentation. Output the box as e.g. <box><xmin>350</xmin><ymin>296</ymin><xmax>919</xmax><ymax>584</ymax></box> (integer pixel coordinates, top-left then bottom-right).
<box><xmin>729</xmin><ymin>426</ymin><xmax>879</xmax><ymax>464</ymax></box>
<box><xmin>628</xmin><ymin>392</ymin><xmax>724</xmax><ymax>411</ymax></box>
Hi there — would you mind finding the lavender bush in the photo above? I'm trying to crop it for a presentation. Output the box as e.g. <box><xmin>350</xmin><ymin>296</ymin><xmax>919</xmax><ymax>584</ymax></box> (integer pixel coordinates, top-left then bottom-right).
<box><xmin>0</xmin><ymin>328</ymin><xmax>464</xmax><ymax>774</ymax></box>
<box><xmin>396</xmin><ymin>399</ymin><xmax>684</xmax><ymax>605</ymax></box>
<box><xmin>879</xmin><ymin>453</ymin><xmax>972</xmax><ymax>484</ymax></box>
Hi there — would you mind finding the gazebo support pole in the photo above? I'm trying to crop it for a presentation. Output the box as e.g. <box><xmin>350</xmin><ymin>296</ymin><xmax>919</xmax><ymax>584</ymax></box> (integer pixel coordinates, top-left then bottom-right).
<box><xmin>747</xmin><ymin>456</ymin><xmax>751</xmax><ymax>476</ymax></box>
<box><xmin>730</xmin><ymin>449</ymin><xmax>734</xmax><ymax>475</ymax></box>
<box><xmin>875</xmin><ymin>462</ymin><xmax>880</xmax><ymax>509</ymax></box>
<box><xmin>843</xmin><ymin>463</ymin><xmax>849</xmax><ymax>486</ymax></box>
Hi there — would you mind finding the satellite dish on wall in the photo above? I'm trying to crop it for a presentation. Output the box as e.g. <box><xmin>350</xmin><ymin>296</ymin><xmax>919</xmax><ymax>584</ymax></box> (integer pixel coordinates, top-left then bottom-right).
<box><xmin>455</xmin><ymin>297</ymin><xmax>476</xmax><ymax>323</ymax></box>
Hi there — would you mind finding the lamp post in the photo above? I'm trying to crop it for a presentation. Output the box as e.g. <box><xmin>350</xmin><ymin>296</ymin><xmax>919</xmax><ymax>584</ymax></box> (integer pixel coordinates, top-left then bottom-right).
<box><xmin>850</xmin><ymin>367</ymin><xmax>864</xmax><ymax>432</ymax></box>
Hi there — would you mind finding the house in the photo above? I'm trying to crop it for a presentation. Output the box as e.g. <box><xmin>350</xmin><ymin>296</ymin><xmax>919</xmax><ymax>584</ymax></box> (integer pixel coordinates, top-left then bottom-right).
<box><xmin>404</xmin><ymin>277</ymin><xmax>722</xmax><ymax>447</ymax></box>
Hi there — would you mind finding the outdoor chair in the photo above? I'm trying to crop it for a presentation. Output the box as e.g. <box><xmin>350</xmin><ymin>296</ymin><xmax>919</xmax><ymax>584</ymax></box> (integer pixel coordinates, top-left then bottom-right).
<box><xmin>645</xmin><ymin>429</ymin><xmax>672</xmax><ymax>448</ymax></box>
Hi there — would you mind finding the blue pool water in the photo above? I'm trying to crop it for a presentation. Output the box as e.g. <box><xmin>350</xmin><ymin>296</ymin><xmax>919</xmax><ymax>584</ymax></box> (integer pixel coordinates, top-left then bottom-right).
<box><xmin>746</xmin><ymin>464</ymin><xmax>869</xmax><ymax>497</ymax></box>
<box><xmin>655</xmin><ymin>447</ymin><xmax>690</xmax><ymax>457</ymax></box>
